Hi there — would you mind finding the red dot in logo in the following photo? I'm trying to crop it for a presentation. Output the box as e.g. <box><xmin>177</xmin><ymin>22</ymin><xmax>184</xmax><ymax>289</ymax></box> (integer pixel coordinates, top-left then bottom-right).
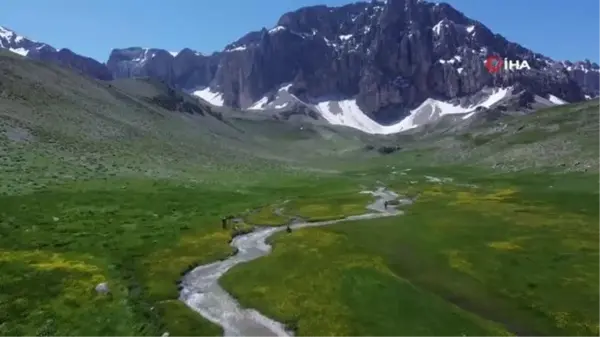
<box><xmin>485</xmin><ymin>56</ymin><xmax>503</xmax><ymax>74</ymax></box>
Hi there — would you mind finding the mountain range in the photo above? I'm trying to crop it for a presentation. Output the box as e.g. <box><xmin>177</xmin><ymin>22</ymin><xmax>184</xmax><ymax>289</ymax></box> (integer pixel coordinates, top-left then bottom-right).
<box><xmin>1</xmin><ymin>0</ymin><xmax>598</xmax><ymax>134</ymax></box>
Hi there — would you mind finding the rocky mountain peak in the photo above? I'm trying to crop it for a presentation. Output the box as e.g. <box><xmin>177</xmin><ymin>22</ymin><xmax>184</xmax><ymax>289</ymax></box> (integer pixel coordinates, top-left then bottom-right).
<box><xmin>181</xmin><ymin>0</ymin><xmax>596</xmax><ymax>129</ymax></box>
<box><xmin>0</xmin><ymin>25</ymin><xmax>112</xmax><ymax>80</ymax></box>
<box><xmin>106</xmin><ymin>46</ymin><xmax>220</xmax><ymax>90</ymax></box>
<box><xmin>0</xmin><ymin>25</ymin><xmax>51</xmax><ymax>57</ymax></box>
<box><xmin>2</xmin><ymin>0</ymin><xmax>597</xmax><ymax>135</ymax></box>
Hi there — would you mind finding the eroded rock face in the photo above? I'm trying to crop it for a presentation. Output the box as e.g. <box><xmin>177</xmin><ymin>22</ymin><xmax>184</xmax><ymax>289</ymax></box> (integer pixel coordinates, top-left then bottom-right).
<box><xmin>173</xmin><ymin>49</ymin><xmax>221</xmax><ymax>90</ymax></box>
<box><xmin>211</xmin><ymin>0</ymin><xmax>592</xmax><ymax>120</ymax></box>
<box><xmin>562</xmin><ymin>60</ymin><xmax>600</xmax><ymax>97</ymax></box>
<box><xmin>52</xmin><ymin>49</ymin><xmax>113</xmax><ymax>81</ymax></box>
<box><xmin>102</xmin><ymin>0</ymin><xmax>596</xmax><ymax>122</ymax></box>
<box><xmin>2</xmin><ymin>1</ymin><xmax>597</xmax><ymax>121</ymax></box>
<box><xmin>106</xmin><ymin>47</ymin><xmax>220</xmax><ymax>90</ymax></box>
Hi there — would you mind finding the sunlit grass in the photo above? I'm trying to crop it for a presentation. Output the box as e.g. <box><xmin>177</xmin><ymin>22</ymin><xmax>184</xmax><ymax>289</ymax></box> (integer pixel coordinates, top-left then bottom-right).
<box><xmin>141</xmin><ymin>231</ymin><xmax>233</xmax><ymax>302</ymax></box>
<box><xmin>285</xmin><ymin>193</ymin><xmax>373</xmax><ymax>221</ymax></box>
<box><xmin>0</xmin><ymin>177</ymin><xmax>306</xmax><ymax>335</ymax></box>
<box><xmin>244</xmin><ymin>204</ymin><xmax>288</xmax><ymax>226</ymax></box>
<box><xmin>222</xmin><ymin>169</ymin><xmax>599</xmax><ymax>336</ymax></box>
<box><xmin>222</xmin><ymin>229</ymin><xmax>510</xmax><ymax>336</ymax></box>
<box><xmin>0</xmin><ymin>173</ymin><xmax>391</xmax><ymax>335</ymax></box>
<box><xmin>2</xmin><ymin>165</ymin><xmax>598</xmax><ymax>336</ymax></box>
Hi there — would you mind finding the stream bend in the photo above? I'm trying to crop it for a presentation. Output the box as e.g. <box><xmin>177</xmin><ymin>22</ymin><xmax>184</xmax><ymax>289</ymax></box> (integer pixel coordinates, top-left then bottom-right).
<box><xmin>179</xmin><ymin>187</ymin><xmax>410</xmax><ymax>337</ymax></box>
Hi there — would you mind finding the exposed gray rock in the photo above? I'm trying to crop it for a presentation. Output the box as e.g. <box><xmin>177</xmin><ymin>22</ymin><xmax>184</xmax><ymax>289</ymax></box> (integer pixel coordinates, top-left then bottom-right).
<box><xmin>561</xmin><ymin>60</ymin><xmax>600</xmax><ymax>97</ymax></box>
<box><xmin>106</xmin><ymin>47</ymin><xmax>222</xmax><ymax>93</ymax></box>
<box><xmin>5</xmin><ymin>0</ymin><xmax>595</xmax><ymax>126</ymax></box>
<box><xmin>101</xmin><ymin>0</ymin><xmax>589</xmax><ymax>123</ymax></box>
<box><xmin>95</xmin><ymin>282</ymin><xmax>110</xmax><ymax>295</ymax></box>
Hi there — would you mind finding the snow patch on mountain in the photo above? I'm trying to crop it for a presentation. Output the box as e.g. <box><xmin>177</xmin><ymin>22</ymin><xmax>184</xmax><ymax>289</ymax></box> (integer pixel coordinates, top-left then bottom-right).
<box><xmin>226</xmin><ymin>45</ymin><xmax>248</xmax><ymax>52</ymax></box>
<box><xmin>439</xmin><ymin>55</ymin><xmax>462</xmax><ymax>64</ymax></box>
<box><xmin>479</xmin><ymin>87</ymin><xmax>513</xmax><ymax>107</ymax></box>
<box><xmin>560</xmin><ymin>61</ymin><xmax>600</xmax><ymax>73</ymax></box>
<box><xmin>245</xmin><ymin>83</ymin><xmax>298</xmax><ymax>111</ymax></box>
<box><xmin>432</xmin><ymin>20</ymin><xmax>448</xmax><ymax>35</ymax></box>
<box><xmin>0</xmin><ymin>26</ymin><xmax>25</xmax><ymax>42</ymax></box>
<box><xmin>0</xmin><ymin>25</ymin><xmax>44</xmax><ymax>56</ymax></box>
<box><xmin>9</xmin><ymin>47</ymin><xmax>28</xmax><ymax>56</ymax></box>
<box><xmin>113</xmin><ymin>48</ymin><xmax>182</xmax><ymax>67</ymax></box>
<box><xmin>548</xmin><ymin>94</ymin><xmax>567</xmax><ymax>105</ymax></box>
<box><xmin>1</xmin><ymin>25</ymin><xmax>113</xmax><ymax>80</ymax></box>
<box><xmin>248</xmin><ymin>96</ymin><xmax>270</xmax><ymax>110</ymax></box>
<box><xmin>269</xmin><ymin>26</ymin><xmax>286</xmax><ymax>34</ymax></box>
<box><xmin>391</xmin><ymin>87</ymin><xmax>513</xmax><ymax>132</ymax></box>
<box><xmin>192</xmin><ymin>87</ymin><xmax>225</xmax><ymax>106</ymax></box>
<box><xmin>313</xmin><ymin>99</ymin><xmax>382</xmax><ymax>132</ymax></box>
<box><xmin>132</xmin><ymin>49</ymin><xmax>152</xmax><ymax>63</ymax></box>
<box><xmin>309</xmin><ymin>87</ymin><xmax>513</xmax><ymax>134</ymax></box>
<box><xmin>232</xmin><ymin>86</ymin><xmax>520</xmax><ymax>134</ymax></box>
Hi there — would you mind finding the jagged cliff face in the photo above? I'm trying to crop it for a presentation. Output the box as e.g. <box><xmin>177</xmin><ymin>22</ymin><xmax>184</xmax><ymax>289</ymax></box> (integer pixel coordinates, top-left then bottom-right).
<box><xmin>103</xmin><ymin>0</ymin><xmax>598</xmax><ymax>124</ymax></box>
<box><xmin>211</xmin><ymin>0</ymin><xmax>590</xmax><ymax>119</ymax></box>
<box><xmin>563</xmin><ymin>60</ymin><xmax>600</xmax><ymax>98</ymax></box>
<box><xmin>3</xmin><ymin>0</ymin><xmax>597</xmax><ymax>127</ymax></box>
<box><xmin>106</xmin><ymin>47</ymin><xmax>221</xmax><ymax>91</ymax></box>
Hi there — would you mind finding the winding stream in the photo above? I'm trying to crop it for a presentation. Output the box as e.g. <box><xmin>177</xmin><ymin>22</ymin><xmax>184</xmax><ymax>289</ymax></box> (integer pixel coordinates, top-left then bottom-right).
<box><xmin>179</xmin><ymin>187</ymin><xmax>410</xmax><ymax>337</ymax></box>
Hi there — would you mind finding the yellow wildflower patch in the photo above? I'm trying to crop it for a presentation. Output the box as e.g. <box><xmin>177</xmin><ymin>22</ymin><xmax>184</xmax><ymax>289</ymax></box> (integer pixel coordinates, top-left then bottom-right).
<box><xmin>453</xmin><ymin>191</ymin><xmax>479</xmax><ymax>205</ymax></box>
<box><xmin>488</xmin><ymin>241</ymin><xmax>522</xmax><ymax>251</ymax></box>
<box><xmin>0</xmin><ymin>250</ymin><xmax>102</xmax><ymax>274</ymax></box>
<box><xmin>422</xmin><ymin>187</ymin><xmax>445</xmax><ymax>197</ymax></box>
<box><xmin>450</xmin><ymin>188</ymin><xmax>518</xmax><ymax>208</ymax></box>
<box><xmin>552</xmin><ymin>311</ymin><xmax>570</xmax><ymax>328</ymax></box>
<box><xmin>289</xmin><ymin>229</ymin><xmax>342</xmax><ymax>247</ymax></box>
<box><xmin>180</xmin><ymin>230</ymin><xmax>231</xmax><ymax>246</ymax></box>
<box><xmin>245</xmin><ymin>204</ymin><xmax>287</xmax><ymax>226</ymax></box>
<box><xmin>445</xmin><ymin>250</ymin><xmax>475</xmax><ymax>276</ymax></box>
<box><xmin>142</xmin><ymin>229</ymin><xmax>234</xmax><ymax>301</ymax></box>
<box><xmin>341</xmin><ymin>254</ymin><xmax>399</xmax><ymax>280</ymax></box>
<box><xmin>483</xmin><ymin>188</ymin><xmax>518</xmax><ymax>201</ymax></box>
<box><xmin>0</xmin><ymin>250</ymin><xmax>109</xmax><ymax>304</ymax></box>
<box><xmin>299</xmin><ymin>204</ymin><xmax>329</xmax><ymax>214</ymax></box>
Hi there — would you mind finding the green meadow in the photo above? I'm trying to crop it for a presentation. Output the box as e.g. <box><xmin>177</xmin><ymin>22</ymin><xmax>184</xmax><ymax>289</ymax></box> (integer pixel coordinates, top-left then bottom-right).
<box><xmin>221</xmin><ymin>169</ymin><xmax>599</xmax><ymax>336</ymax></box>
<box><xmin>0</xmin><ymin>51</ymin><xmax>598</xmax><ymax>336</ymax></box>
<box><xmin>2</xmin><ymin>124</ymin><xmax>598</xmax><ymax>336</ymax></box>
<box><xmin>0</xmin><ymin>173</ymin><xmax>388</xmax><ymax>335</ymax></box>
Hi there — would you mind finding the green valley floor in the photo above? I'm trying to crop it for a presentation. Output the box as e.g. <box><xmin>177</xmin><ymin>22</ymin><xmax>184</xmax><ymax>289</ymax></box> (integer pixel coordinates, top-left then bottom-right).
<box><xmin>0</xmin><ymin>52</ymin><xmax>598</xmax><ymax>336</ymax></box>
<box><xmin>220</xmin><ymin>167</ymin><xmax>599</xmax><ymax>336</ymax></box>
<box><xmin>0</xmin><ymin>166</ymin><xmax>597</xmax><ymax>336</ymax></box>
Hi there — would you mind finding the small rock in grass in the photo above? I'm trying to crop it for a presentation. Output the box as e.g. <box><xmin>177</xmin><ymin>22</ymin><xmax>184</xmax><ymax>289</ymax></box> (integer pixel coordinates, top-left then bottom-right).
<box><xmin>161</xmin><ymin>332</ymin><xmax>169</xmax><ymax>337</ymax></box>
<box><xmin>95</xmin><ymin>282</ymin><xmax>110</xmax><ymax>294</ymax></box>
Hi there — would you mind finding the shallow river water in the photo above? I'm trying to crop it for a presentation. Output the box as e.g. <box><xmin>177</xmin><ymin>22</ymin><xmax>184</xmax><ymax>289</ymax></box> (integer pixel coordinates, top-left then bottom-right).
<box><xmin>179</xmin><ymin>187</ymin><xmax>410</xmax><ymax>336</ymax></box>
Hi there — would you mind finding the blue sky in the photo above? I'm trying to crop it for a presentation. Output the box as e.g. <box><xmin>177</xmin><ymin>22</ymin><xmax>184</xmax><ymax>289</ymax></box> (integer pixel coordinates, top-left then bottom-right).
<box><xmin>1</xmin><ymin>0</ymin><xmax>598</xmax><ymax>63</ymax></box>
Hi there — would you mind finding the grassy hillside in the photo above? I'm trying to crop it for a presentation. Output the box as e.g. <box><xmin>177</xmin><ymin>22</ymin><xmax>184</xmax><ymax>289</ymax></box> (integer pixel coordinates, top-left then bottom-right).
<box><xmin>0</xmin><ymin>51</ymin><xmax>598</xmax><ymax>336</ymax></box>
<box><xmin>0</xmin><ymin>51</ymin><xmax>387</xmax><ymax>335</ymax></box>
<box><xmin>376</xmin><ymin>101</ymin><xmax>599</xmax><ymax>172</ymax></box>
<box><xmin>0</xmin><ymin>50</ymin><xmax>375</xmax><ymax>195</ymax></box>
